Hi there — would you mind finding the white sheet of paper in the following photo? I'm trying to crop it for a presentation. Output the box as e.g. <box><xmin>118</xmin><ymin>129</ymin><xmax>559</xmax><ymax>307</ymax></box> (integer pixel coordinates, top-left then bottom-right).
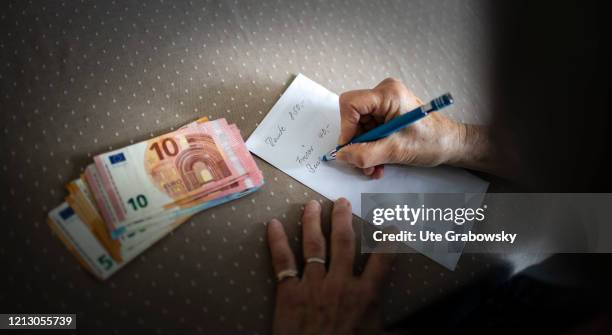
<box><xmin>246</xmin><ymin>74</ymin><xmax>489</xmax><ymax>269</ymax></box>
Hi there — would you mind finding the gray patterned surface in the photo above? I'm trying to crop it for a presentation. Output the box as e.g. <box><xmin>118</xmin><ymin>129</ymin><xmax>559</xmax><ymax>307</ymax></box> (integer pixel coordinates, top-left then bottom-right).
<box><xmin>1</xmin><ymin>0</ymin><xmax>500</xmax><ymax>333</ymax></box>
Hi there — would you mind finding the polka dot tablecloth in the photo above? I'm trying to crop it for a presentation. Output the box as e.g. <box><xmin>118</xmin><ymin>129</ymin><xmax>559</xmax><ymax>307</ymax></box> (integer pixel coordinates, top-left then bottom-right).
<box><xmin>1</xmin><ymin>0</ymin><xmax>505</xmax><ymax>333</ymax></box>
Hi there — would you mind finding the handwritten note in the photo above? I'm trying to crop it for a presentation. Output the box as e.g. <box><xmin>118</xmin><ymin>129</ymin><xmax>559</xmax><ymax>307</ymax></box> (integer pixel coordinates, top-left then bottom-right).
<box><xmin>246</xmin><ymin>74</ymin><xmax>489</xmax><ymax>269</ymax></box>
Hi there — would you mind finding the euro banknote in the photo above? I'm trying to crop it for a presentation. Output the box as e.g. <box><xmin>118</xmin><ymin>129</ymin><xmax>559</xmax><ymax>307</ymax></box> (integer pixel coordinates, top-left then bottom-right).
<box><xmin>48</xmin><ymin>117</ymin><xmax>263</xmax><ymax>279</ymax></box>
<box><xmin>86</xmin><ymin>118</ymin><xmax>260</xmax><ymax>237</ymax></box>
<box><xmin>48</xmin><ymin>202</ymin><xmax>185</xmax><ymax>280</ymax></box>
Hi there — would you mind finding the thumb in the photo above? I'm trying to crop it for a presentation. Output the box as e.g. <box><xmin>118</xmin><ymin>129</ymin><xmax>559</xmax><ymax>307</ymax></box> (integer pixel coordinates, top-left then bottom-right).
<box><xmin>335</xmin><ymin>140</ymin><xmax>392</xmax><ymax>168</ymax></box>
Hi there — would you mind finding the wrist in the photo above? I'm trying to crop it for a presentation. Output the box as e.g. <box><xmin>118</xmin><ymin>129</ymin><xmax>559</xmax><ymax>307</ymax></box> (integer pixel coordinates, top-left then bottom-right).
<box><xmin>445</xmin><ymin>122</ymin><xmax>496</xmax><ymax>173</ymax></box>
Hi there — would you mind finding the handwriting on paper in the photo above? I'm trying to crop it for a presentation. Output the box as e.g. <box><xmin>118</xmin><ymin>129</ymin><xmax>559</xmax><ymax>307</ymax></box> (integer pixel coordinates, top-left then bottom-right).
<box><xmin>264</xmin><ymin>124</ymin><xmax>286</xmax><ymax>147</ymax></box>
<box><xmin>246</xmin><ymin>73</ymin><xmax>489</xmax><ymax>271</ymax></box>
<box><xmin>318</xmin><ymin>124</ymin><xmax>331</xmax><ymax>138</ymax></box>
<box><xmin>295</xmin><ymin>123</ymin><xmax>332</xmax><ymax>174</ymax></box>
<box><xmin>296</xmin><ymin>145</ymin><xmax>314</xmax><ymax>165</ymax></box>
<box><xmin>263</xmin><ymin>97</ymin><xmax>332</xmax><ymax>174</ymax></box>
<box><xmin>289</xmin><ymin>100</ymin><xmax>305</xmax><ymax>120</ymax></box>
<box><xmin>264</xmin><ymin>100</ymin><xmax>305</xmax><ymax>147</ymax></box>
<box><xmin>296</xmin><ymin>144</ymin><xmax>321</xmax><ymax>173</ymax></box>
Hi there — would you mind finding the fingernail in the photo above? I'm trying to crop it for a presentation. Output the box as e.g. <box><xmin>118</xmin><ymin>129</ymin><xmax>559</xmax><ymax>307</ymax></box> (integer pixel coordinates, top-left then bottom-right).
<box><xmin>335</xmin><ymin>197</ymin><xmax>350</xmax><ymax>207</ymax></box>
<box><xmin>269</xmin><ymin>218</ymin><xmax>280</xmax><ymax>226</ymax></box>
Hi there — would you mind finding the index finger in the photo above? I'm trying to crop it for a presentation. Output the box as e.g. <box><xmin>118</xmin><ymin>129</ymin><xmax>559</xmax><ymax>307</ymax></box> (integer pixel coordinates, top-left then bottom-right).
<box><xmin>338</xmin><ymin>89</ymin><xmax>379</xmax><ymax>145</ymax></box>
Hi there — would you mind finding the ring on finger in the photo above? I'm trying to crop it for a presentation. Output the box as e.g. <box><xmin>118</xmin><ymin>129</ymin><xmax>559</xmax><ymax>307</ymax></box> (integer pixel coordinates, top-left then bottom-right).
<box><xmin>276</xmin><ymin>269</ymin><xmax>299</xmax><ymax>282</ymax></box>
<box><xmin>305</xmin><ymin>257</ymin><xmax>326</xmax><ymax>265</ymax></box>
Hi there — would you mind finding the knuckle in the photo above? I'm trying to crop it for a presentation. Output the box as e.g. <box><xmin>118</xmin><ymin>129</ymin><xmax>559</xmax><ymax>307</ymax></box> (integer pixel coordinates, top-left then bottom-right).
<box><xmin>339</xmin><ymin>91</ymin><xmax>350</xmax><ymax>105</ymax></box>
<box><xmin>338</xmin><ymin>285</ymin><xmax>362</xmax><ymax>308</ymax></box>
<box><xmin>319</xmin><ymin>294</ymin><xmax>337</xmax><ymax>310</ymax></box>
<box><xmin>381</xmin><ymin>78</ymin><xmax>410</xmax><ymax>101</ymax></box>
<box><xmin>321</xmin><ymin>282</ymin><xmax>342</xmax><ymax>304</ymax></box>
<box><xmin>361</xmin><ymin>167</ymin><xmax>374</xmax><ymax>176</ymax></box>
<box><xmin>278</xmin><ymin>286</ymin><xmax>305</xmax><ymax>308</ymax></box>
<box><xmin>351</xmin><ymin>151</ymin><xmax>369</xmax><ymax>168</ymax></box>
<box><xmin>382</xmin><ymin>77</ymin><xmax>403</xmax><ymax>90</ymax></box>
<box><xmin>273</xmin><ymin>252</ymin><xmax>293</xmax><ymax>269</ymax></box>
<box><xmin>342</xmin><ymin>108</ymin><xmax>361</xmax><ymax>124</ymax></box>
<box><xmin>314</xmin><ymin>295</ymin><xmax>329</xmax><ymax>314</ymax></box>
<box><xmin>339</xmin><ymin>90</ymin><xmax>365</xmax><ymax>110</ymax></box>
<box><xmin>269</xmin><ymin>233</ymin><xmax>285</xmax><ymax>245</ymax></box>
<box><xmin>333</xmin><ymin>231</ymin><xmax>354</xmax><ymax>249</ymax></box>
<box><xmin>339</xmin><ymin>92</ymin><xmax>354</xmax><ymax>109</ymax></box>
<box><xmin>303</xmin><ymin>237</ymin><xmax>324</xmax><ymax>255</ymax></box>
<box><xmin>289</xmin><ymin>292</ymin><xmax>306</xmax><ymax>308</ymax></box>
<box><xmin>360</xmin><ymin>282</ymin><xmax>379</xmax><ymax>304</ymax></box>
<box><xmin>382</xmin><ymin>77</ymin><xmax>401</xmax><ymax>85</ymax></box>
<box><xmin>301</xmin><ymin>212</ymin><xmax>316</xmax><ymax>224</ymax></box>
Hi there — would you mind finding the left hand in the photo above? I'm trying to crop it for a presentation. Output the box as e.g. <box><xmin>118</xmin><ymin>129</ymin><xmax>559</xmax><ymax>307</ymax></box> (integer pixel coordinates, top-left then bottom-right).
<box><xmin>266</xmin><ymin>198</ymin><xmax>395</xmax><ymax>334</ymax></box>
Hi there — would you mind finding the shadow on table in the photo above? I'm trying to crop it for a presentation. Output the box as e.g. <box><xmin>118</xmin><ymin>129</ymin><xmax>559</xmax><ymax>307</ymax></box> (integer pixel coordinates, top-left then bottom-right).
<box><xmin>65</xmin><ymin>74</ymin><xmax>293</xmax><ymax>181</ymax></box>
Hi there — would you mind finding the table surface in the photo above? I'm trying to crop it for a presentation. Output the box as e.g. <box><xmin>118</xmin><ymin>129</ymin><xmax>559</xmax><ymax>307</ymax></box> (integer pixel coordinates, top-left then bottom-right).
<box><xmin>0</xmin><ymin>0</ymin><xmax>503</xmax><ymax>333</ymax></box>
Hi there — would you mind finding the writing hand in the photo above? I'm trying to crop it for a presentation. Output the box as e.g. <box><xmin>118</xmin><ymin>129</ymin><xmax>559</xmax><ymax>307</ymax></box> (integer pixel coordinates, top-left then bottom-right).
<box><xmin>267</xmin><ymin>199</ymin><xmax>395</xmax><ymax>335</ymax></box>
<box><xmin>336</xmin><ymin>78</ymin><xmax>492</xmax><ymax>177</ymax></box>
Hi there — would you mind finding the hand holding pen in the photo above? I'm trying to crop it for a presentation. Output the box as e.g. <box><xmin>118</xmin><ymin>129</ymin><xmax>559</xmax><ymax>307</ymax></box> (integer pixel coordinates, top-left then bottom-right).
<box><xmin>325</xmin><ymin>78</ymin><xmax>464</xmax><ymax>178</ymax></box>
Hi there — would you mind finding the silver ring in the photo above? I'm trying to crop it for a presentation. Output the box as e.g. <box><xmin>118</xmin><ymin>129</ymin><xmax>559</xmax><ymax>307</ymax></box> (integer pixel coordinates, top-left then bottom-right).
<box><xmin>276</xmin><ymin>269</ymin><xmax>298</xmax><ymax>282</ymax></box>
<box><xmin>305</xmin><ymin>257</ymin><xmax>326</xmax><ymax>265</ymax></box>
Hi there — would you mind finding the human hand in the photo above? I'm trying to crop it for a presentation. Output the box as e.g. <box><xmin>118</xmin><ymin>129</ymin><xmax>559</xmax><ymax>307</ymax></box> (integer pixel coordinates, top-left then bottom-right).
<box><xmin>336</xmin><ymin>78</ymin><xmax>470</xmax><ymax>178</ymax></box>
<box><xmin>267</xmin><ymin>199</ymin><xmax>395</xmax><ymax>335</ymax></box>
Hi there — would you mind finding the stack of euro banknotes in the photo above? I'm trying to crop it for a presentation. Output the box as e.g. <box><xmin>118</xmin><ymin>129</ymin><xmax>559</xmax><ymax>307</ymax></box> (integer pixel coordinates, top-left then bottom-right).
<box><xmin>47</xmin><ymin>117</ymin><xmax>263</xmax><ymax>280</ymax></box>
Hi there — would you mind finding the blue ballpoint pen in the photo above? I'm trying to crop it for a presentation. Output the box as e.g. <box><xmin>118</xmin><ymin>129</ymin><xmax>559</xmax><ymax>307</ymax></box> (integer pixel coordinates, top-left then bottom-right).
<box><xmin>322</xmin><ymin>93</ymin><xmax>454</xmax><ymax>161</ymax></box>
